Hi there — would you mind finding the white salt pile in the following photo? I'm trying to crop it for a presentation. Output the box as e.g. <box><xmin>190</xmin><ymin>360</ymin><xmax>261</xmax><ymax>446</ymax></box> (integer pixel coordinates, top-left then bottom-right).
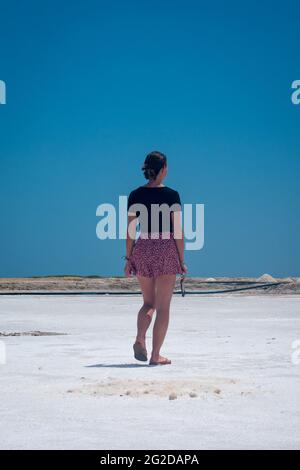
<box><xmin>283</xmin><ymin>277</ymin><xmax>294</xmax><ymax>283</ymax></box>
<box><xmin>206</xmin><ymin>277</ymin><xmax>216</xmax><ymax>282</ymax></box>
<box><xmin>257</xmin><ymin>273</ymin><xmax>276</xmax><ymax>283</ymax></box>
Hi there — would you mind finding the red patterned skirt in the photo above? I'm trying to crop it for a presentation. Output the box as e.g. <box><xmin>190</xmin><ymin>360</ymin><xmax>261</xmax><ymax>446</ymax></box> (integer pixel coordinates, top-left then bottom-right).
<box><xmin>129</xmin><ymin>232</ymin><xmax>182</xmax><ymax>278</ymax></box>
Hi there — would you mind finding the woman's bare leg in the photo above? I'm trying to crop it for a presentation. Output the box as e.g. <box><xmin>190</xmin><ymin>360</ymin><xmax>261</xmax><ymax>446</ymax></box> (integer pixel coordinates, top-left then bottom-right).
<box><xmin>150</xmin><ymin>274</ymin><xmax>176</xmax><ymax>363</ymax></box>
<box><xmin>135</xmin><ymin>275</ymin><xmax>156</xmax><ymax>347</ymax></box>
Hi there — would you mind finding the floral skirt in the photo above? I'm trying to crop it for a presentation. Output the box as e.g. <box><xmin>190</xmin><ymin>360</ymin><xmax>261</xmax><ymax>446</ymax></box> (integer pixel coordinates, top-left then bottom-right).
<box><xmin>129</xmin><ymin>232</ymin><xmax>182</xmax><ymax>278</ymax></box>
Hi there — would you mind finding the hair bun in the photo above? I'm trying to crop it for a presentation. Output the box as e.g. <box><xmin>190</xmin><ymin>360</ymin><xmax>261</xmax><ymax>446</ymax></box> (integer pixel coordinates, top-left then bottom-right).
<box><xmin>142</xmin><ymin>151</ymin><xmax>167</xmax><ymax>181</ymax></box>
<box><xmin>143</xmin><ymin>167</ymin><xmax>156</xmax><ymax>180</ymax></box>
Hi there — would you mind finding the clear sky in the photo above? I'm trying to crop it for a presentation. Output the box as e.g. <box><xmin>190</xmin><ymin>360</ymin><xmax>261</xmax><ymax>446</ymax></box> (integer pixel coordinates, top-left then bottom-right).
<box><xmin>0</xmin><ymin>0</ymin><xmax>299</xmax><ymax>277</ymax></box>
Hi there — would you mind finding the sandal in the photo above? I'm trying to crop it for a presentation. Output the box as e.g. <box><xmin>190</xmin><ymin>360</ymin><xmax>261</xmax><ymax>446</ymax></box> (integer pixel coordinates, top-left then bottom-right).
<box><xmin>133</xmin><ymin>341</ymin><xmax>148</xmax><ymax>362</ymax></box>
<box><xmin>149</xmin><ymin>356</ymin><xmax>172</xmax><ymax>366</ymax></box>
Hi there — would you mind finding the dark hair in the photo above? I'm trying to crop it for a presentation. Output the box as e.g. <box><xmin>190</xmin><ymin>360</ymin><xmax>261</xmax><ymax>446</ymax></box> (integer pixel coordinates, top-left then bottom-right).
<box><xmin>142</xmin><ymin>151</ymin><xmax>167</xmax><ymax>180</ymax></box>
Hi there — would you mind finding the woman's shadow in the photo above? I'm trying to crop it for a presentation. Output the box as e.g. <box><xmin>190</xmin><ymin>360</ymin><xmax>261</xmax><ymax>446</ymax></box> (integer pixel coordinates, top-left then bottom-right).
<box><xmin>86</xmin><ymin>363</ymin><xmax>149</xmax><ymax>368</ymax></box>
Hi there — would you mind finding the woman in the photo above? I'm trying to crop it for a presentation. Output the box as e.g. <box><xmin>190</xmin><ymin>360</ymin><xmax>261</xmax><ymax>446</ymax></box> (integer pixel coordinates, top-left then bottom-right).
<box><xmin>124</xmin><ymin>151</ymin><xmax>187</xmax><ymax>366</ymax></box>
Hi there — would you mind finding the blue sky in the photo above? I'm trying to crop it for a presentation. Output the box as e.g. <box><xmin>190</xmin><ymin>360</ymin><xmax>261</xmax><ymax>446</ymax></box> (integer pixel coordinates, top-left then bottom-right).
<box><xmin>0</xmin><ymin>0</ymin><xmax>299</xmax><ymax>277</ymax></box>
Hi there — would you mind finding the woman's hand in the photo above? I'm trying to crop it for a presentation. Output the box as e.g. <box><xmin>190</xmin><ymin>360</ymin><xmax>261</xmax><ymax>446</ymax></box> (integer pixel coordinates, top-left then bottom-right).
<box><xmin>124</xmin><ymin>259</ymin><xmax>134</xmax><ymax>277</ymax></box>
<box><xmin>180</xmin><ymin>261</ymin><xmax>188</xmax><ymax>276</ymax></box>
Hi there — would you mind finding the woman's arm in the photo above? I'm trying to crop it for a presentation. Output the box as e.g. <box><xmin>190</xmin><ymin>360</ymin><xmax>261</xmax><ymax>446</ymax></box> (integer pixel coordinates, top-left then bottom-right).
<box><xmin>126</xmin><ymin>214</ymin><xmax>137</xmax><ymax>257</ymax></box>
<box><xmin>172</xmin><ymin>211</ymin><xmax>187</xmax><ymax>274</ymax></box>
<box><xmin>124</xmin><ymin>215</ymin><xmax>137</xmax><ymax>277</ymax></box>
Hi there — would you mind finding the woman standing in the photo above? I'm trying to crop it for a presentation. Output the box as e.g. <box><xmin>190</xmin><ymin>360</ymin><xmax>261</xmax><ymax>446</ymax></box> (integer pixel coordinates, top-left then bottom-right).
<box><xmin>124</xmin><ymin>151</ymin><xmax>187</xmax><ymax>366</ymax></box>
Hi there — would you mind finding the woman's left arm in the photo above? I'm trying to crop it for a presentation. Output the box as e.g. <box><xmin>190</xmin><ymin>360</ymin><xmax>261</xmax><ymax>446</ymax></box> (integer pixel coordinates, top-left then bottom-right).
<box><xmin>172</xmin><ymin>211</ymin><xmax>188</xmax><ymax>275</ymax></box>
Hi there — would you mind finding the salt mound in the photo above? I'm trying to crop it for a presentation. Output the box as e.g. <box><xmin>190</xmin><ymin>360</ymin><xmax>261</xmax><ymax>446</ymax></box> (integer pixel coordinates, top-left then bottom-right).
<box><xmin>206</xmin><ymin>277</ymin><xmax>216</xmax><ymax>282</ymax></box>
<box><xmin>257</xmin><ymin>273</ymin><xmax>276</xmax><ymax>283</ymax></box>
<box><xmin>283</xmin><ymin>277</ymin><xmax>294</xmax><ymax>283</ymax></box>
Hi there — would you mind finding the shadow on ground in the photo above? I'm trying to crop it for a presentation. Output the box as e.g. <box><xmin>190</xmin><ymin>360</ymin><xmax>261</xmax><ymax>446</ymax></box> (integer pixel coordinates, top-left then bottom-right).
<box><xmin>86</xmin><ymin>363</ymin><xmax>149</xmax><ymax>368</ymax></box>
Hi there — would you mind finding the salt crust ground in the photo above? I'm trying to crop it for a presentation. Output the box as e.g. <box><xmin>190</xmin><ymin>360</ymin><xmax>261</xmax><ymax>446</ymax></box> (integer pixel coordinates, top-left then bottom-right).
<box><xmin>0</xmin><ymin>295</ymin><xmax>299</xmax><ymax>450</ymax></box>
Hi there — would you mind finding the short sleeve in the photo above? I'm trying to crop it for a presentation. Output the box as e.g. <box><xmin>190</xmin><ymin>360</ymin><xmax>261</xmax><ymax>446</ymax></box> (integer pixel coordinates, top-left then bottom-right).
<box><xmin>127</xmin><ymin>191</ymin><xmax>136</xmax><ymax>216</ymax></box>
<box><xmin>171</xmin><ymin>190</ymin><xmax>181</xmax><ymax>211</ymax></box>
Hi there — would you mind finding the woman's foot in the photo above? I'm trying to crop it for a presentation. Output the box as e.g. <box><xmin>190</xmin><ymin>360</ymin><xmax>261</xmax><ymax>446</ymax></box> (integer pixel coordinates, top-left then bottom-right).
<box><xmin>149</xmin><ymin>355</ymin><xmax>171</xmax><ymax>366</ymax></box>
<box><xmin>133</xmin><ymin>341</ymin><xmax>148</xmax><ymax>362</ymax></box>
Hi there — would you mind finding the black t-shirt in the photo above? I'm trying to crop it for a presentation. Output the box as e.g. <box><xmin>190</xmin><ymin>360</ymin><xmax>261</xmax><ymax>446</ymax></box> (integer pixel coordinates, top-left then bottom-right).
<box><xmin>127</xmin><ymin>186</ymin><xmax>181</xmax><ymax>233</ymax></box>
